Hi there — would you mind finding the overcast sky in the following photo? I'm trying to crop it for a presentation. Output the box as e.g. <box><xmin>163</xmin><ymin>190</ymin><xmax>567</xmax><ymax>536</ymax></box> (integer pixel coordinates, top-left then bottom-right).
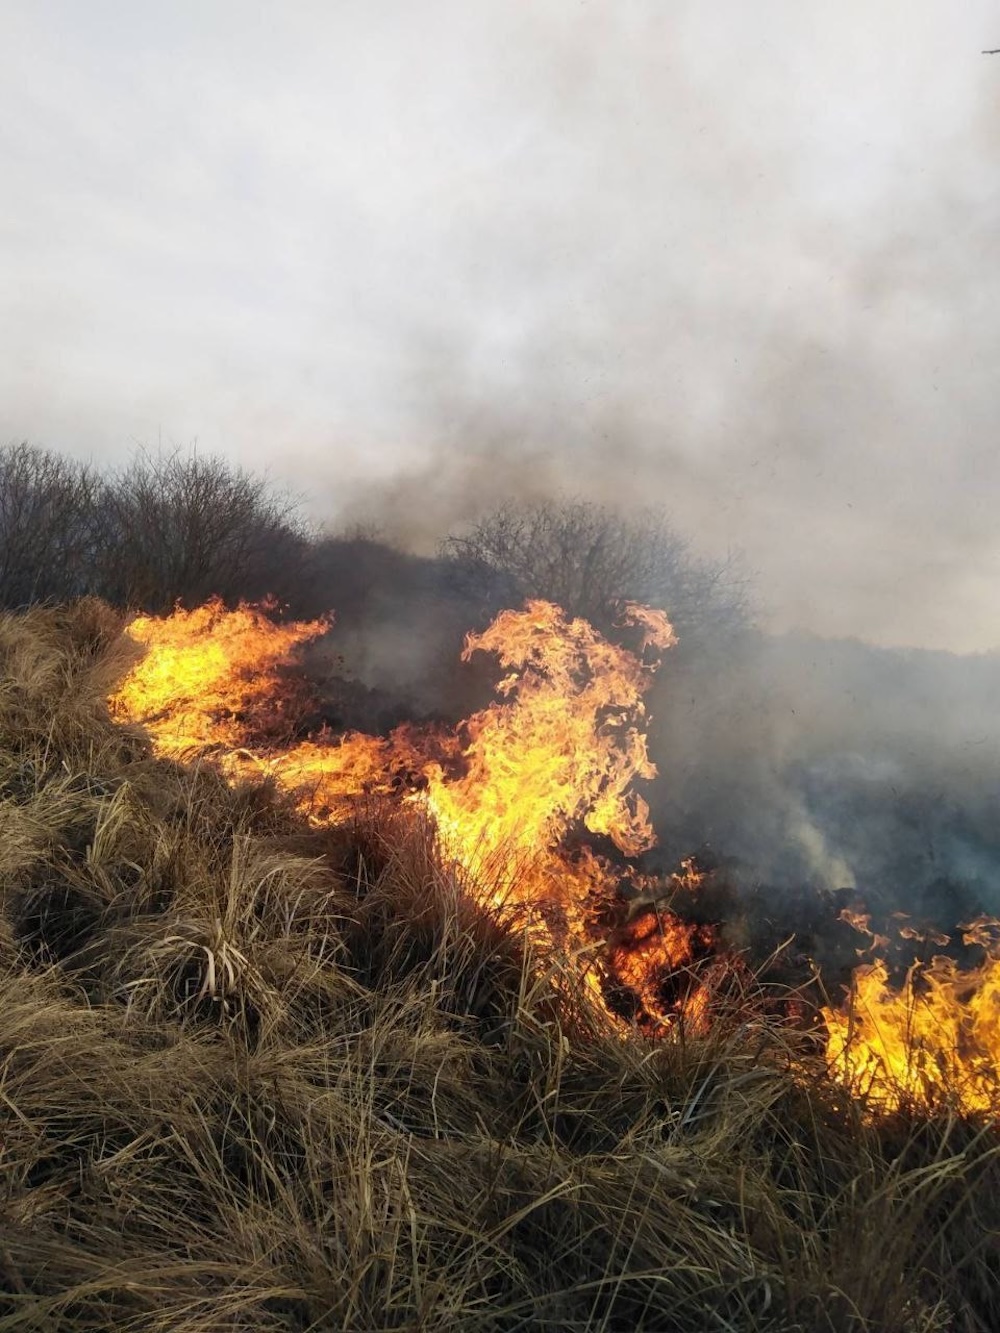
<box><xmin>1</xmin><ymin>2</ymin><xmax>998</xmax><ymax>651</ymax></box>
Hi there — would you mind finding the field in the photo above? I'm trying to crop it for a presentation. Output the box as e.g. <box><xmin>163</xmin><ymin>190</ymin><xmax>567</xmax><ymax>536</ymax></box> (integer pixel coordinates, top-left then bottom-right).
<box><xmin>0</xmin><ymin>600</ymin><xmax>998</xmax><ymax>1332</ymax></box>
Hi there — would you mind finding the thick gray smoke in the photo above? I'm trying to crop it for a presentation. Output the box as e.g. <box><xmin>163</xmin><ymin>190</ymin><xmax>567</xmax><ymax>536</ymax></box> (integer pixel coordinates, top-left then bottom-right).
<box><xmin>1</xmin><ymin>4</ymin><xmax>998</xmax><ymax>651</ymax></box>
<box><xmin>646</xmin><ymin>633</ymin><xmax>1000</xmax><ymax>921</ymax></box>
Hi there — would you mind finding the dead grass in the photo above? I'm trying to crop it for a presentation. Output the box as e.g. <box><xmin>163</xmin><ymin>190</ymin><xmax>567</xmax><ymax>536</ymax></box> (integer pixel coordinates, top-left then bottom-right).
<box><xmin>0</xmin><ymin>602</ymin><xmax>997</xmax><ymax>1331</ymax></box>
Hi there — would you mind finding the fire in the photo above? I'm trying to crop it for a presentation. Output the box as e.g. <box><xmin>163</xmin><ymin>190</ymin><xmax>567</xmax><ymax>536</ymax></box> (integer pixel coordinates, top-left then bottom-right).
<box><xmin>110</xmin><ymin>597</ymin><xmax>329</xmax><ymax>756</ymax></box>
<box><xmin>114</xmin><ymin>598</ymin><xmax>674</xmax><ymax>877</ymax></box>
<box><xmin>823</xmin><ymin>917</ymin><xmax>1000</xmax><ymax>1115</ymax></box>
<box><xmin>110</xmin><ymin>596</ymin><xmax>1000</xmax><ymax>1108</ymax></box>
<box><xmin>424</xmin><ymin>600</ymin><xmax>675</xmax><ymax>879</ymax></box>
<box><xmin>112</xmin><ymin>596</ymin><xmax>704</xmax><ymax>1026</ymax></box>
<box><xmin>838</xmin><ymin>907</ymin><xmax>889</xmax><ymax>955</ymax></box>
<box><xmin>609</xmin><ymin>906</ymin><xmax>717</xmax><ymax>1034</ymax></box>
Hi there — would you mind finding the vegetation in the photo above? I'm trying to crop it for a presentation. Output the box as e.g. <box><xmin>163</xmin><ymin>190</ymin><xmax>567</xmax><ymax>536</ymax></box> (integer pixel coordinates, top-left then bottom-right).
<box><xmin>0</xmin><ymin>602</ymin><xmax>997</xmax><ymax>1332</ymax></box>
<box><xmin>0</xmin><ymin>444</ymin><xmax>312</xmax><ymax>615</ymax></box>
<box><xmin>92</xmin><ymin>451</ymin><xmax>311</xmax><ymax>612</ymax></box>
<box><xmin>442</xmin><ymin>499</ymin><xmax>751</xmax><ymax>651</ymax></box>
<box><xmin>0</xmin><ymin>445</ymin><xmax>750</xmax><ymax>653</ymax></box>
<box><xmin>0</xmin><ymin>443</ymin><xmax>104</xmax><ymax>606</ymax></box>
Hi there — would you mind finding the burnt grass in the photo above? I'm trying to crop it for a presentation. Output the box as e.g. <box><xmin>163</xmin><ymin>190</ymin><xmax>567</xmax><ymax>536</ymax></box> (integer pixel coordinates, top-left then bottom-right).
<box><xmin>0</xmin><ymin>601</ymin><xmax>997</xmax><ymax>1332</ymax></box>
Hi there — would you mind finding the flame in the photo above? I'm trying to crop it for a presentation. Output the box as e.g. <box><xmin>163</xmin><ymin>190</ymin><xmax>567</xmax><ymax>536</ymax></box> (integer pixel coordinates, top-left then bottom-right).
<box><xmin>110</xmin><ymin>597</ymin><xmax>329</xmax><ymax>756</ymax></box>
<box><xmin>273</xmin><ymin>726</ymin><xmax>462</xmax><ymax>827</ymax></box>
<box><xmin>112</xmin><ymin>597</ymin><xmax>705</xmax><ymax>1026</ymax></box>
<box><xmin>110</xmin><ymin>595</ymin><xmax>1000</xmax><ymax>1107</ymax></box>
<box><xmin>424</xmin><ymin>600</ymin><xmax>675</xmax><ymax>881</ymax></box>
<box><xmin>838</xmin><ymin>907</ymin><xmax>890</xmax><ymax>955</ymax></box>
<box><xmin>823</xmin><ymin>920</ymin><xmax>1000</xmax><ymax>1115</ymax></box>
<box><xmin>609</xmin><ymin>902</ymin><xmax>716</xmax><ymax>1034</ymax></box>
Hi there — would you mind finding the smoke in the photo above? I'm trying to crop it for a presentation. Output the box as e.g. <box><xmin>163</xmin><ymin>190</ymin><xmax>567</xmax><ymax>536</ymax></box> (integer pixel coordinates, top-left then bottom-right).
<box><xmin>320</xmin><ymin>3</ymin><xmax>1000</xmax><ymax>656</ymax></box>
<box><xmin>645</xmin><ymin>629</ymin><xmax>1000</xmax><ymax>919</ymax></box>
<box><xmin>1</xmin><ymin>4</ymin><xmax>998</xmax><ymax>650</ymax></box>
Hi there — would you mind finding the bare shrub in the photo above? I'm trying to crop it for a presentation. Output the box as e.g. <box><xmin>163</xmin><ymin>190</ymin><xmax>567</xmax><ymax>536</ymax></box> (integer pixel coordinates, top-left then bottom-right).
<box><xmin>92</xmin><ymin>450</ymin><xmax>312</xmax><ymax>612</ymax></box>
<box><xmin>0</xmin><ymin>443</ymin><xmax>103</xmax><ymax>608</ymax></box>
<box><xmin>443</xmin><ymin>498</ymin><xmax>752</xmax><ymax>650</ymax></box>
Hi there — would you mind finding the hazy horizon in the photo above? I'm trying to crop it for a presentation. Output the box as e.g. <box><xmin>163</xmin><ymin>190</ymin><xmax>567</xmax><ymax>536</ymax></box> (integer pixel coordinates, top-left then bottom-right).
<box><xmin>2</xmin><ymin>3</ymin><xmax>998</xmax><ymax>651</ymax></box>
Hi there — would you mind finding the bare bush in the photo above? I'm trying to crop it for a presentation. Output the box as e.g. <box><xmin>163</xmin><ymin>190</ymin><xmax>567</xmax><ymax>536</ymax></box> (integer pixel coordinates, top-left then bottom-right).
<box><xmin>0</xmin><ymin>443</ymin><xmax>103</xmax><ymax>608</ymax></box>
<box><xmin>93</xmin><ymin>451</ymin><xmax>312</xmax><ymax>611</ymax></box>
<box><xmin>0</xmin><ymin>445</ymin><xmax>317</xmax><ymax>613</ymax></box>
<box><xmin>443</xmin><ymin>499</ymin><xmax>752</xmax><ymax>649</ymax></box>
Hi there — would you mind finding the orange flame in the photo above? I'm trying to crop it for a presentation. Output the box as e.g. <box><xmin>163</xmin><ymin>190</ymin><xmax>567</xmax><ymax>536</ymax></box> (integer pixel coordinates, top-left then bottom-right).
<box><xmin>112</xmin><ymin>597</ymin><xmax>696</xmax><ymax>1022</ymax></box>
<box><xmin>424</xmin><ymin>600</ymin><xmax>675</xmax><ymax>879</ymax></box>
<box><xmin>110</xmin><ymin>597</ymin><xmax>329</xmax><ymax>755</ymax></box>
<box><xmin>838</xmin><ymin>907</ymin><xmax>890</xmax><ymax>955</ymax></box>
<box><xmin>823</xmin><ymin>920</ymin><xmax>1000</xmax><ymax>1115</ymax></box>
<box><xmin>609</xmin><ymin>902</ymin><xmax>716</xmax><ymax>1034</ymax></box>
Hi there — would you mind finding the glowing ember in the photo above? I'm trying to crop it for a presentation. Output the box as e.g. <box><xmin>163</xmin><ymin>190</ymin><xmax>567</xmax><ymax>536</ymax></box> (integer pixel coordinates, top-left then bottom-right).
<box><xmin>609</xmin><ymin>904</ymin><xmax>716</xmax><ymax>1034</ymax></box>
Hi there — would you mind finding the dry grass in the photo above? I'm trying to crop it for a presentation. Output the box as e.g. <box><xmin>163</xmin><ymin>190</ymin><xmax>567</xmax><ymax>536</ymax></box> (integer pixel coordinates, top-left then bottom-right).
<box><xmin>0</xmin><ymin>602</ymin><xmax>997</xmax><ymax>1331</ymax></box>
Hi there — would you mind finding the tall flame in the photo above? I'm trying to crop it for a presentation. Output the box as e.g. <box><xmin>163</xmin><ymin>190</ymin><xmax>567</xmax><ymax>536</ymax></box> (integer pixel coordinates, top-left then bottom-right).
<box><xmin>425</xmin><ymin>600</ymin><xmax>675</xmax><ymax>876</ymax></box>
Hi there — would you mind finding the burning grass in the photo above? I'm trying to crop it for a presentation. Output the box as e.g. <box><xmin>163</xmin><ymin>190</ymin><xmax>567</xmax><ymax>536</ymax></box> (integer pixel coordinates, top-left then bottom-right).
<box><xmin>0</xmin><ymin>602</ymin><xmax>998</xmax><ymax>1331</ymax></box>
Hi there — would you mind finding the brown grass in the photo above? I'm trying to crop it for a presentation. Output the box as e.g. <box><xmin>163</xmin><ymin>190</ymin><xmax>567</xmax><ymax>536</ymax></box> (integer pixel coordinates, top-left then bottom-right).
<box><xmin>0</xmin><ymin>602</ymin><xmax>997</xmax><ymax>1331</ymax></box>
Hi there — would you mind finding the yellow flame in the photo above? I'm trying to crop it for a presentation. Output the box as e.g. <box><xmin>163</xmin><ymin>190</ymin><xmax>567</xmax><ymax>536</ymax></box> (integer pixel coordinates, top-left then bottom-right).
<box><xmin>823</xmin><ymin>936</ymin><xmax>1000</xmax><ymax>1115</ymax></box>
<box><xmin>110</xmin><ymin>597</ymin><xmax>329</xmax><ymax>755</ymax></box>
<box><xmin>425</xmin><ymin>600</ymin><xmax>674</xmax><ymax>877</ymax></box>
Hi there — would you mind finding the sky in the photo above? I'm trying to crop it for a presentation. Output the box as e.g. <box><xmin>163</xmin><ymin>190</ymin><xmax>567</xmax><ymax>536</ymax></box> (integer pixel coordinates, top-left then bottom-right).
<box><xmin>1</xmin><ymin>1</ymin><xmax>998</xmax><ymax>651</ymax></box>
